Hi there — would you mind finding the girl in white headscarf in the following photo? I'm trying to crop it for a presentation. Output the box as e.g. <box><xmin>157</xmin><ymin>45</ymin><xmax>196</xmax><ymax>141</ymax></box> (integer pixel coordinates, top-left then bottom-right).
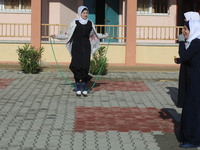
<box><xmin>178</xmin><ymin>20</ymin><xmax>200</xmax><ymax>148</ymax></box>
<box><xmin>52</xmin><ymin>6</ymin><xmax>109</xmax><ymax>96</ymax></box>
<box><xmin>175</xmin><ymin>11</ymin><xmax>200</xmax><ymax>108</ymax></box>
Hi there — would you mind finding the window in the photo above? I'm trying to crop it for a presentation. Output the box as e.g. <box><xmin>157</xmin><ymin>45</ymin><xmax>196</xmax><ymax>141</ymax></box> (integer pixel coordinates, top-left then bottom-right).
<box><xmin>0</xmin><ymin>0</ymin><xmax>31</xmax><ymax>13</ymax></box>
<box><xmin>152</xmin><ymin>0</ymin><xmax>168</xmax><ymax>13</ymax></box>
<box><xmin>137</xmin><ymin>0</ymin><xmax>150</xmax><ymax>13</ymax></box>
<box><xmin>137</xmin><ymin>0</ymin><xmax>168</xmax><ymax>14</ymax></box>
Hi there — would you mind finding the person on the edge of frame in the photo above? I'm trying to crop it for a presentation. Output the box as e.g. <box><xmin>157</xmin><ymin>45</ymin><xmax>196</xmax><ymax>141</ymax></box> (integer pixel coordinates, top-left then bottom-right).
<box><xmin>174</xmin><ymin>11</ymin><xmax>200</xmax><ymax>108</ymax></box>
<box><xmin>52</xmin><ymin>6</ymin><xmax>109</xmax><ymax>96</ymax></box>
<box><xmin>177</xmin><ymin>20</ymin><xmax>200</xmax><ymax>148</ymax></box>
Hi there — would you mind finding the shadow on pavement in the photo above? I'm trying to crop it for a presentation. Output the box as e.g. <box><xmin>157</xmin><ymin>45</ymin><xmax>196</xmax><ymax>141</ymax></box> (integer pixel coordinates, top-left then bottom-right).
<box><xmin>166</xmin><ymin>87</ymin><xmax>179</xmax><ymax>107</ymax></box>
<box><xmin>154</xmin><ymin>108</ymin><xmax>195</xmax><ymax>150</ymax></box>
<box><xmin>159</xmin><ymin>108</ymin><xmax>181</xmax><ymax>142</ymax></box>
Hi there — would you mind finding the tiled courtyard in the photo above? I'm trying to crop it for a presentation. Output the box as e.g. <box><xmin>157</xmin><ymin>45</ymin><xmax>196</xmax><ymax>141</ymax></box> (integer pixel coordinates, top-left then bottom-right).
<box><xmin>0</xmin><ymin>69</ymin><xmax>199</xmax><ymax>150</ymax></box>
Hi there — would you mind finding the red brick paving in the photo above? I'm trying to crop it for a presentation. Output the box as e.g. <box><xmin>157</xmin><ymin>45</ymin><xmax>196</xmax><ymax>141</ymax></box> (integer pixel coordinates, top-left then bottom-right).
<box><xmin>74</xmin><ymin>107</ymin><xmax>180</xmax><ymax>133</ymax></box>
<box><xmin>87</xmin><ymin>81</ymin><xmax>150</xmax><ymax>91</ymax></box>
<box><xmin>0</xmin><ymin>79</ymin><xmax>15</xmax><ymax>89</ymax></box>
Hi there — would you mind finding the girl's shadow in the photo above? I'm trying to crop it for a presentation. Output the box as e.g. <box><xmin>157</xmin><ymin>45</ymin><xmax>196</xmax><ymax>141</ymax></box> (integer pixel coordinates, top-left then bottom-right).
<box><xmin>159</xmin><ymin>108</ymin><xmax>181</xmax><ymax>142</ymax></box>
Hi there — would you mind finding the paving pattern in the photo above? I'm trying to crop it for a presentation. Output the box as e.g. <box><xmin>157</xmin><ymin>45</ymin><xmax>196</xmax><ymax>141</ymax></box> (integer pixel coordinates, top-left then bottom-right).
<box><xmin>86</xmin><ymin>81</ymin><xmax>150</xmax><ymax>92</ymax></box>
<box><xmin>0</xmin><ymin>79</ymin><xmax>15</xmax><ymax>89</ymax></box>
<box><xmin>0</xmin><ymin>69</ymin><xmax>199</xmax><ymax>150</ymax></box>
<box><xmin>74</xmin><ymin>107</ymin><xmax>179</xmax><ymax>133</ymax></box>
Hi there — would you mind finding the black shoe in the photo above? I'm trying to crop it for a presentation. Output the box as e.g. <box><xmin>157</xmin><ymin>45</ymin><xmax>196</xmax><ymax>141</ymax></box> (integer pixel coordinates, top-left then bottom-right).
<box><xmin>179</xmin><ymin>143</ymin><xmax>200</xmax><ymax>148</ymax></box>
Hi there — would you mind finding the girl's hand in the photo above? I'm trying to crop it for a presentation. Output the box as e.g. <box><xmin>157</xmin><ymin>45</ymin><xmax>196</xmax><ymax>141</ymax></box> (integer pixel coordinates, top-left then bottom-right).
<box><xmin>174</xmin><ymin>57</ymin><xmax>180</xmax><ymax>64</ymax></box>
<box><xmin>113</xmin><ymin>37</ymin><xmax>118</xmax><ymax>39</ymax></box>
<box><xmin>51</xmin><ymin>34</ymin><xmax>56</xmax><ymax>38</ymax></box>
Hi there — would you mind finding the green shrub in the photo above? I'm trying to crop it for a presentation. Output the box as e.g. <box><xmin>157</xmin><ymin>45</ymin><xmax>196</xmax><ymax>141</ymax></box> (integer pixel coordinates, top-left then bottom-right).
<box><xmin>90</xmin><ymin>46</ymin><xmax>108</xmax><ymax>75</ymax></box>
<box><xmin>17</xmin><ymin>44</ymin><xmax>44</xmax><ymax>74</ymax></box>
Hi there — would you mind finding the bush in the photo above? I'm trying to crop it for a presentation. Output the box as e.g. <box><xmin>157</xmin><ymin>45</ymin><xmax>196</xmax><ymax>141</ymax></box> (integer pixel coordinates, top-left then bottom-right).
<box><xmin>17</xmin><ymin>44</ymin><xmax>44</xmax><ymax>74</ymax></box>
<box><xmin>90</xmin><ymin>46</ymin><xmax>108</xmax><ymax>75</ymax></box>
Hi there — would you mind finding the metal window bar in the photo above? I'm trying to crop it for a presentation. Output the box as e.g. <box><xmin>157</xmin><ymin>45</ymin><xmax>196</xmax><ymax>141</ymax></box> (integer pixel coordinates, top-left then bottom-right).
<box><xmin>0</xmin><ymin>0</ymin><xmax>31</xmax><ymax>12</ymax></box>
<box><xmin>137</xmin><ymin>0</ymin><xmax>150</xmax><ymax>13</ymax></box>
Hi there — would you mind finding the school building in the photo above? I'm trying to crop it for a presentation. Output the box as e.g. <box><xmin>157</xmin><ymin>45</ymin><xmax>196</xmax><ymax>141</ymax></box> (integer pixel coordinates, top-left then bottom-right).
<box><xmin>0</xmin><ymin>0</ymin><xmax>199</xmax><ymax>67</ymax></box>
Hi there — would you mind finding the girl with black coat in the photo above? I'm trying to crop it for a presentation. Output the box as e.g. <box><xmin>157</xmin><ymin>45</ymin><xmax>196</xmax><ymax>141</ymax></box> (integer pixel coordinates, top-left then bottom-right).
<box><xmin>52</xmin><ymin>6</ymin><xmax>109</xmax><ymax>96</ymax></box>
<box><xmin>178</xmin><ymin>20</ymin><xmax>200</xmax><ymax>148</ymax></box>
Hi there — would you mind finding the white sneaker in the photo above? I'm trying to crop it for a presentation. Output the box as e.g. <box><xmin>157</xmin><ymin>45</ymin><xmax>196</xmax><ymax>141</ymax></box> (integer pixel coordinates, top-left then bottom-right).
<box><xmin>82</xmin><ymin>91</ymin><xmax>88</xmax><ymax>96</ymax></box>
<box><xmin>76</xmin><ymin>90</ymin><xmax>81</xmax><ymax>96</ymax></box>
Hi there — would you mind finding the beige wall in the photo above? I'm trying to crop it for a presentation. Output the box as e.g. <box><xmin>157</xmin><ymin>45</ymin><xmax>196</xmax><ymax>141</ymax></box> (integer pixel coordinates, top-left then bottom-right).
<box><xmin>101</xmin><ymin>44</ymin><xmax>126</xmax><ymax>64</ymax></box>
<box><xmin>41</xmin><ymin>43</ymin><xmax>126</xmax><ymax>65</ymax></box>
<box><xmin>136</xmin><ymin>44</ymin><xmax>179</xmax><ymax>65</ymax></box>
<box><xmin>0</xmin><ymin>43</ymin><xmax>22</xmax><ymax>63</ymax></box>
<box><xmin>0</xmin><ymin>42</ymin><xmax>179</xmax><ymax>66</ymax></box>
<box><xmin>0</xmin><ymin>43</ymin><xmax>126</xmax><ymax>65</ymax></box>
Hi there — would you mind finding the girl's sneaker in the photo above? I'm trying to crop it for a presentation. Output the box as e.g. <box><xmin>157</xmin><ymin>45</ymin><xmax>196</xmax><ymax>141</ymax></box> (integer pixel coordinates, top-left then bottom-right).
<box><xmin>76</xmin><ymin>90</ymin><xmax>81</xmax><ymax>96</ymax></box>
<box><xmin>82</xmin><ymin>90</ymin><xmax>88</xmax><ymax>96</ymax></box>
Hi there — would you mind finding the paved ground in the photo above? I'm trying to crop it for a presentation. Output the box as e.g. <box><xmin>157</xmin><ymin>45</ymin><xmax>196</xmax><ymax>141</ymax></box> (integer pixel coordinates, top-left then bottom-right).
<box><xmin>0</xmin><ymin>68</ymin><xmax>199</xmax><ymax>150</ymax></box>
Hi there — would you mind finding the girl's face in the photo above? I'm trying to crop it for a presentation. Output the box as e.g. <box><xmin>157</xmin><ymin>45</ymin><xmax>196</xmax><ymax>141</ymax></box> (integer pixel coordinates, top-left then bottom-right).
<box><xmin>81</xmin><ymin>10</ymin><xmax>88</xmax><ymax>20</ymax></box>
<box><xmin>182</xmin><ymin>25</ymin><xmax>190</xmax><ymax>40</ymax></box>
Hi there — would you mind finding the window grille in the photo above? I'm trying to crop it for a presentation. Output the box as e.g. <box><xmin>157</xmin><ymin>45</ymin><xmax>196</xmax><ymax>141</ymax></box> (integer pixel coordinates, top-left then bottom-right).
<box><xmin>0</xmin><ymin>0</ymin><xmax>31</xmax><ymax>13</ymax></box>
<box><xmin>137</xmin><ymin>0</ymin><xmax>168</xmax><ymax>14</ymax></box>
<box><xmin>152</xmin><ymin>0</ymin><xmax>168</xmax><ymax>13</ymax></box>
<box><xmin>137</xmin><ymin>0</ymin><xmax>149</xmax><ymax>13</ymax></box>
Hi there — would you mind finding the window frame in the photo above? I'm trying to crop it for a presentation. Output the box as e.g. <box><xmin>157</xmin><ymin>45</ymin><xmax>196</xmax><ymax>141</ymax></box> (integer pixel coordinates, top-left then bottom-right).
<box><xmin>0</xmin><ymin>0</ymin><xmax>31</xmax><ymax>13</ymax></box>
<box><xmin>137</xmin><ymin>0</ymin><xmax>169</xmax><ymax>15</ymax></box>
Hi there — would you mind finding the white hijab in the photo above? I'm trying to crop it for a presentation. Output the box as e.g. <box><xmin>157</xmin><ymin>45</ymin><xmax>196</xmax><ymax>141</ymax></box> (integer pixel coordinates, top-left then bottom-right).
<box><xmin>184</xmin><ymin>11</ymin><xmax>200</xmax><ymax>21</ymax></box>
<box><xmin>76</xmin><ymin>6</ymin><xmax>89</xmax><ymax>25</ymax></box>
<box><xmin>186</xmin><ymin>20</ymin><xmax>200</xmax><ymax>49</ymax></box>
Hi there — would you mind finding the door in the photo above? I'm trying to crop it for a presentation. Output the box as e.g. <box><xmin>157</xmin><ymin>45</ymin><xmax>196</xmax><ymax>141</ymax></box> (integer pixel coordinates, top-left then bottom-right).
<box><xmin>83</xmin><ymin>0</ymin><xmax>96</xmax><ymax>24</ymax></box>
<box><xmin>84</xmin><ymin>0</ymin><xmax>119</xmax><ymax>42</ymax></box>
<box><xmin>177</xmin><ymin>0</ymin><xmax>200</xmax><ymax>26</ymax></box>
<box><xmin>105</xmin><ymin>0</ymin><xmax>119</xmax><ymax>42</ymax></box>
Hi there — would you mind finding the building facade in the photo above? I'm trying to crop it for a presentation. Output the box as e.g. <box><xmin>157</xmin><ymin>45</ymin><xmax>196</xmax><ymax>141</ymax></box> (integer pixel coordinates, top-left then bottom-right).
<box><xmin>0</xmin><ymin>0</ymin><xmax>199</xmax><ymax>66</ymax></box>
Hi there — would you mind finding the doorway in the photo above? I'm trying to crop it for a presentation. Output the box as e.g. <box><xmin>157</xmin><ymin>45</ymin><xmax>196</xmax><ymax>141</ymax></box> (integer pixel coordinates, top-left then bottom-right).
<box><xmin>177</xmin><ymin>0</ymin><xmax>200</xmax><ymax>26</ymax></box>
<box><xmin>84</xmin><ymin>0</ymin><xmax>120</xmax><ymax>41</ymax></box>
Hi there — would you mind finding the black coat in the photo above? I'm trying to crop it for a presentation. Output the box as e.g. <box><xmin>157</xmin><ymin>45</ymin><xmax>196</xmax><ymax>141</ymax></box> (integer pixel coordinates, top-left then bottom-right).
<box><xmin>179</xmin><ymin>39</ymin><xmax>200</xmax><ymax>145</ymax></box>
<box><xmin>177</xmin><ymin>62</ymin><xmax>188</xmax><ymax>108</ymax></box>
<box><xmin>69</xmin><ymin>20</ymin><xmax>93</xmax><ymax>83</ymax></box>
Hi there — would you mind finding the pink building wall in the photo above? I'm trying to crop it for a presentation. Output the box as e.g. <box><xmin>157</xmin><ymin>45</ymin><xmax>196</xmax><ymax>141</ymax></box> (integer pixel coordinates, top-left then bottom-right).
<box><xmin>0</xmin><ymin>0</ymin><xmax>177</xmax><ymax>43</ymax></box>
<box><xmin>0</xmin><ymin>14</ymin><xmax>31</xmax><ymax>24</ymax></box>
<box><xmin>49</xmin><ymin>2</ymin><xmax>60</xmax><ymax>24</ymax></box>
<box><xmin>0</xmin><ymin>13</ymin><xmax>31</xmax><ymax>41</ymax></box>
<box><xmin>48</xmin><ymin>0</ymin><xmax>82</xmax><ymax>25</ymax></box>
<box><xmin>60</xmin><ymin>0</ymin><xmax>82</xmax><ymax>24</ymax></box>
<box><xmin>136</xmin><ymin>0</ymin><xmax>177</xmax><ymax>43</ymax></box>
<box><xmin>137</xmin><ymin>0</ymin><xmax>177</xmax><ymax>26</ymax></box>
<box><xmin>0</xmin><ymin>0</ymin><xmax>178</xmax><ymax>28</ymax></box>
